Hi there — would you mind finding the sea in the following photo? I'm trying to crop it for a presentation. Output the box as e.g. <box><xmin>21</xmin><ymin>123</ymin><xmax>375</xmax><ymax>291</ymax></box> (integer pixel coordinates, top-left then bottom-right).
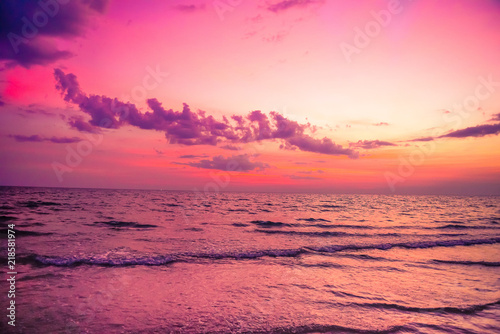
<box><xmin>0</xmin><ymin>186</ymin><xmax>499</xmax><ymax>333</ymax></box>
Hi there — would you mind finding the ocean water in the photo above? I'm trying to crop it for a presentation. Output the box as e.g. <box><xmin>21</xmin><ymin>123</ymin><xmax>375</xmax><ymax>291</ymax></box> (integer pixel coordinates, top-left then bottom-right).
<box><xmin>0</xmin><ymin>186</ymin><xmax>499</xmax><ymax>333</ymax></box>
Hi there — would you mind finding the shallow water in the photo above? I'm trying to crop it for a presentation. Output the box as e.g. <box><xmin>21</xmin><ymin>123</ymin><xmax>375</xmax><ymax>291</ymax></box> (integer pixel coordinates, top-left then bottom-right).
<box><xmin>1</xmin><ymin>187</ymin><xmax>499</xmax><ymax>333</ymax></box>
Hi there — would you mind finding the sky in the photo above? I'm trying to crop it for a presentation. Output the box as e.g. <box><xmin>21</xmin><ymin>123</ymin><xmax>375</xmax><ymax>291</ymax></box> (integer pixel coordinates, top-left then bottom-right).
<box><xmin>0</xmin><ymin>0</ymin><xmax>499</xmax><ymax>195</ymax></box>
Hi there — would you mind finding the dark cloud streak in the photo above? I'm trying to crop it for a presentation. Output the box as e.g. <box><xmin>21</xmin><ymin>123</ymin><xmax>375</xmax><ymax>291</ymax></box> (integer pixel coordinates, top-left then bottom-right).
<box><xmin>9</xmin><ymin>134</ymin><xmax>81</xmax><ymax>143</ymax></box>
<box><xmin>440</xmin><ymin>123</ymin><xmax>500</xmax><ymax>138</ymax></box>
<box><xmin>350</xmin><ymin>140</ymin><xmax>396</xmax><ymax>149</ymax></box>
<box><xmin>267</xmin><ymin>0</ymin><xmax>323</xmax><ymax>13</ymax></box>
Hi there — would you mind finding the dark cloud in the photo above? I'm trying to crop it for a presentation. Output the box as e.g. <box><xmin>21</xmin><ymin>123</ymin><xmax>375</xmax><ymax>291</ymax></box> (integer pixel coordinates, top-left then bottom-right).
<box><xmin>54</xmin><ymin>69</ymin><xmax>358</xmax><ymax>158</ymax></box>
<box><xmin>440</xmin><ymin>123</ymin><xmax>500</xmax><ymax>138</ymax></box>
<box><xmin>9</xmin><ymin>134</ymin><xmax>43</xmax><ymax>142</ymax></box>
<box><xmin>68</xmin><ymin>117</ymin><xmax>100</xmax><ymax>133</ymax></box>
<box><xmin>154</xmin><ymin>149</ymin><xmax>164</xmax><ymax>155</ymax></box>
<box><xmin>220</xmin><ymin>144</ymin><xmax>240</xmax><ymax>150</ymax></box>
<box><xmin>0</xmin><ymin>98</ymin><xmax>4</xmax><ymax>106</ymax></box>
<box><xmin>20</xmin><ymin>105</ymin><xmax>56</xmax><ymax>116</ymax></box>
<box><xmin>173</xmin><ymin>4</ymin><xmax>205</xmax><ymax>12</ymax></box>
<box><xmin>287</xmin><ymin>135</ymin><xmax>359</xmax><ymax>157</ymax></box>
<box><xmin>47</xmin><ymin>136</ymin><xmax>82</xmax><ymax>143</ymax></box>
<box><xmin>408</xmin><ymin>137</ymin><xmax>434</xmax><ymax>142</ymax></box>
<box><xmin>349</xmin><ymin>140</ymin><xmax>396</xmax><ymax>149</ymax></box>
<box><xmin>267</xmin><ymin>0</ymin><xmax>323</xmax><ymax>13</ymax></box>
<box><xmin>489</xmin><ymin>113</ymin><xmax>500</xmax><ymax>122</ymax></box>
<box><xmin>179</xmin><ymin>154</ymin><xmax>209</xmax><ymax>159</ymax></box>
<box><xmin>187</xmin><ymin>154</ymin><xmax>269</xmax><ymax>172</ymax></box>
<box><xmin>0</xmin><ymin>0</ymin><xmax>108</xmax><ymax>68</ymax></box>
<box><xmin>9</xmin><ymin>134</ymin><xmax>81</xmax><ymax>143</ymax></box>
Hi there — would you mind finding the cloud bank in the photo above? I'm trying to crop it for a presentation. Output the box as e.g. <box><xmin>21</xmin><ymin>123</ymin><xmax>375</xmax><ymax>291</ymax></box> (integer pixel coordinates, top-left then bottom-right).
<box><xmin>9</xmin><ymin>134</ymin><xmax>81</xmax><ymax>143</ymax></box>
<box><xmin>54</xmin><ymin>69</ymin><xmax>359</xmax><ymax>158</ymax></box>
<box><xmin>440</xmin><ymin>123</ymin><xmax>500</xmax><ymax>138</ymax></box>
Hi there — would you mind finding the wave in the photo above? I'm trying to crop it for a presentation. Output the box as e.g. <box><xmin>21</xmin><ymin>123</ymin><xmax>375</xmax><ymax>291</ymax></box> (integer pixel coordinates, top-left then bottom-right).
<box><xmin>249</xmin><ymin>220</ymin><xmax>291</xmax><ymax>228</ymax></box>
<box><xmin>228</xmin><ymin>208</ymin><xmax>249</xmax><ymax>212</ymax></box>
<box><xmin>149</xmin><ymin>323</ymin><xmax>406</xmax><ymax>334</ymax></box>
<box><xmin>27</xmin><ymin>248</ymin><xmax>304</xmax><ymax>267</ymax></box>
<box><xmin>333</xmin><ymin>253</ymin><xmax>395</xmax><ymax>262</ymax></box>
<box><xmin>263</xmin><ymin>323</ymin><xmax>405</xmax><ymax>334</ymax></box>
<box><xmin>320</xmin><ymin>204</ymin><xmax>344</xmax><ymax>209</ymax></box>
<box><xmin>310</xmin><ymin>237</ymin><xmax>500</xmax><ymax>253</ymax></box>
<box><xmin>254</xmin><ymin>229</ymin><xmax>350</xmax><ymax>237</ymax></box>
<box><xmin>30</xmin><ymin>254</ymin><xmax>177</xmax><ymax>266</ymax></box>
<box><xmin>326</xmin><ymin>224</ymin><xmax>374</xmax><ymax>229</ymax></box>
<box><xmin>0</xmin><ymin>228</ymin><xmax>52</xmax><ymax>236</ymax></box>
<box><xmin>183</xmin><ymin>227</ymin><xmax>203</xmax><ymax>232</ymax></box>
<box><xmin>239</xmin><ymin>219</ymin><xmax>375</xmax><ymax>230</ymax></box>
<box><xmin>298</xmin><ymin>223</ymin><xmax>374</xmax><ymax>229</ymax></box>
<box><xmin>18</xmin><ymin>200</ymin><xmax>61</xmax><ymax>208</ymax></box>
<box><xmin>435</xmin><ymin>224</ymin><xmax>500</xmax><ymax>230</ymax></box>
<box><xmin>91</xmin><ymin>221</ymin><xmax>158</xmax><ymax>229</ymax></box>
<box><xmin>432</xmin><ymin>259</ymin><xmax>500</xmax><ymax>267</ymax></box>
<box><xmin>355</xmin><ymin>299</ymin><xmax>500</xmax><ymax>315</ymax></box>
<box><xmin>25</xmin><ymin>237</ymin><xmax>500</xmax><ymax>267</ymax></box>
<box><xmin>0</xmin><ymin>215</ymin><xmax>18</xmax><ymax>222</ymax></box>
<box><xmin>232</xmin><ymin>222</ymin><xmax>249</xmax><ymax>227</ymax></box>
<box><xmin>297</xmin><ymin>218</ymin><xmax>331</xmax><ymax>222</ymax></box>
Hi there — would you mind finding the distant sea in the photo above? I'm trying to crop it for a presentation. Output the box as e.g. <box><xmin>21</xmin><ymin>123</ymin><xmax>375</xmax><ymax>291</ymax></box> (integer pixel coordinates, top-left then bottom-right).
<box><xmin>1</xmin><ymin>186</ymin><xmax>499</xmax><ymax>333</ymax></box>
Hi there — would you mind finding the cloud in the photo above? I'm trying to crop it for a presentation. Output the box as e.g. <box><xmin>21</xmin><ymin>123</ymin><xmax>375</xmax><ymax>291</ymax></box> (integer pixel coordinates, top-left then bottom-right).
<box><xmin>287</xmin><ymin>135</ymin><xmax>359</xmax><ymax>157</ymax></box>
<box><xmin>220</xmin><ymin>144</ymin><xmax>240</xmax><ymax>150</ymax></box>
<box><xmin>68</xmin><ymin>116</ymin><xmax>100</xmax><ymax>133</ymax></box>
<box><xmin>287</xmin><ymin>174</ymin><xmax>321</xmax><ymax>180</ymax></box>
<box><xmin>173</xmin><ymin>4</ymin><xmax>205</xmax><ymax>12</ymax></box>
<box><xmin>154</xmin><ymin>149</ymin><xmax>164</xmax><ymax>155</ymax></box>
<box><xmin>263</xmin><ymin>31</ymin><xmax>288</xmax><ymax>43</ymax></box>
<box><xmin>489</xmin><ymin>113</ymin><xmax>500</xmax><ymax>122</ymax></box>
<box><xmin>54</xmin><ymin>69</ymin><xmax>358</xmax><ymax>158</ymax></box>
<box><xmin>0</xmin><ymin>95</ymin><xmax>5</xmax><ymax>106</ymax></box>
<box><xmin>267</xmin><ymin>0</ymin><xmax>323</xmax><ymax>13</ymax></box>
<box><xmin>186</xmin><ymin>154</ymin><xmax>269</xmax><ymax>172</ymax></box>
<box><xmin>372</xmin><ymin>122</ymin><xmax>389</xmax><ymax>126</ymax></box>
<box><xmin>0</xmin><ymin>0</ymin><xmax>108</xmax><ymax>68</ymax></box>
<box><xmin>408</xmin><ymin>137</ymin><xmax>434</xmax><ymax>142</ymax></box>
<box><xmin>298</xmin><ymin>169</ymin><xmax>324</xmax><ymax>175</ymax></box>
<box><xmin>19</xmin><ymin>105</ymin><xmax>56</xmax><ymax>117</ymax></box>
<box><xmin>47</xmin><ymin>136</ymin><xmax>82</xmax><ymax>143</ymax></box>
<box><xmin>9</xmin><ymin>134</ymin><xmax>44</xmax><ymax>142</ymax></box>
<box><xmin>440</xmin><ymin>123</ymin><xmax>500</xmax><ymax>138</ymax></box>
<box><xmin>9</xmin><ymin>134</ymin><xmax>81</xmax><ymax>143</ymax></box>
<box><xmin>350</xmin><ymin>140</ymin><xmax>396</xmax><ymax>149</ymax></box>
<box><xmin>179</xmin><ymin>154</ymin><xmax>209</xmax><ymax>159</ymax></box>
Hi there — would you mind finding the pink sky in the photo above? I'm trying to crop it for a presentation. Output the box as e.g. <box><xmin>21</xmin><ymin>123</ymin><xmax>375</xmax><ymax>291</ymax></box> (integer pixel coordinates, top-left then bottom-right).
<box><xmin>1</xmin><ymin>0</ymin><xmax>499</xmax><ymax>194</ymax></box>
